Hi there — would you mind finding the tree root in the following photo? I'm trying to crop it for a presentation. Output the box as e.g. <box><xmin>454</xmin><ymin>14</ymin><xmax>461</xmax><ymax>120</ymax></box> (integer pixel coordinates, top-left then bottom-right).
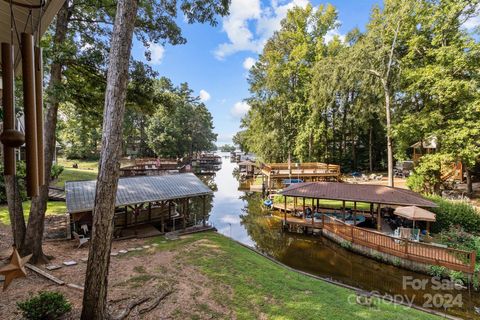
<box><xmin>109</xmin><ymin>290</ymin><xmax>174</xmax><ymax>320</ymax></box>
<box><xmin>138</xmin><ymin>290</ymin><xmax>173</xmax><ymax>315</ymax></box>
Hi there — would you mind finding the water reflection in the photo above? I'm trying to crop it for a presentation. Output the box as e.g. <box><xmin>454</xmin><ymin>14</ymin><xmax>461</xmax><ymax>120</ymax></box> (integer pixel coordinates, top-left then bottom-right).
<box><xmin>207</xmin><ymin>152</ymin><xmax>480</xmax><ymax>319</ymax></box>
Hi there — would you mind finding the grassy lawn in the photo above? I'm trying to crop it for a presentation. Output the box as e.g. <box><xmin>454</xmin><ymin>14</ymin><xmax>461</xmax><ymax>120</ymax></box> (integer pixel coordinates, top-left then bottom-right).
<box><xmin>149</xmin><ymin>232</ymin><xmax>439</xmax><ymax>320</ymax></box>
<box><xmin>0</xmin><ymin>201</ymin><xmax>66</xmax><ymax>225</ymax></box>
<box><xmin>54</xmin><ymin>158</ymin><xmax>98</xmax><ymax>188</ymax></box>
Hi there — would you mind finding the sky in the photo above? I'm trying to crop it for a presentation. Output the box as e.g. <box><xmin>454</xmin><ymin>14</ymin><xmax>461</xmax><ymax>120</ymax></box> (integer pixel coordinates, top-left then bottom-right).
<box><xmin>130</xmin><ymin>0</ymin><xmax>480</xmax><ymax>146</ymax></box>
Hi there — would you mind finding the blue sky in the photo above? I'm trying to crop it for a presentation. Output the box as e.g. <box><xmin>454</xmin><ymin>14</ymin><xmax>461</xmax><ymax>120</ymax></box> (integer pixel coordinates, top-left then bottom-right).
<box><xmin>130</xmin><ymin>0</ymin><xmax>476</xmax><ymax>145</ymax></box>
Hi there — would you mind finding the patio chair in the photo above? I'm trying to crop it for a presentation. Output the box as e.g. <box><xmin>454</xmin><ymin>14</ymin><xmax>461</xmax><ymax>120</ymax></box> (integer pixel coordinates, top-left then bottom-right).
<box><xmin>73</xmin><ymin>231</ymin><xmax>89</xmax><ymax>248</ymax></box>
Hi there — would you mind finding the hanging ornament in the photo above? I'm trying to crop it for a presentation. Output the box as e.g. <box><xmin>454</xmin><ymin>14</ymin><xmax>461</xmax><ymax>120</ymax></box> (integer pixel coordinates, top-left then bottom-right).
<box><xmin>0</xmin><ymin>247</ymin><xmax>32</xmax><ymax>291</ymax></box>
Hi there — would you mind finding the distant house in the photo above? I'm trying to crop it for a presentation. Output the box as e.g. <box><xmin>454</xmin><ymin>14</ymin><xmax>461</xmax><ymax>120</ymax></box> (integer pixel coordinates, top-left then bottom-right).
<box><xmin>410</xmin><ymin>135</ymin><xmax>463</xmax><ymax>181</ymax></box>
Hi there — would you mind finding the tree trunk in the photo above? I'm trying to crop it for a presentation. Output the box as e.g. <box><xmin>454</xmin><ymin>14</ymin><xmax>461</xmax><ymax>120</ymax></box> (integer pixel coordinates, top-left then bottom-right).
<box><xmin>466</xmin><ymin>167</ymin><xmax>473</xmax><ymax>194</ymax></box>
<box><xmin>81</xmin><ymin>0</ymin><xmax>138</xmax><ymax>318</ymax></box>
<box><xmin>369</xmin><ymin>124</ymin><xmax>373</xmax><ymax>173</ymax></box>
<box><xmin>21</xmin><ymin>2</ymin><xmax>69</xmax><ymax>262</ymax></box>
<box><xmin>4</xmin><ymin>175</ymin><xmax>26</xmax><ymax>250</ymax></box>
<box><xmin>384</xmin><ymin>86</ymin><xmax>394</xmax><ymax>187</ymax></box>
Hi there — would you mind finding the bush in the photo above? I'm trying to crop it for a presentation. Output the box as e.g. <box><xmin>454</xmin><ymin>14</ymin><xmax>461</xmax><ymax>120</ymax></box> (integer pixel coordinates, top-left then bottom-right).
<box><xmin>436</xmin><ymin>226</ymin><xmax>480</xmax><ymax>262</ymax></box>
<box><xmin>17</xmin><ymin>291</ymin><xmax>71</xmax><ymax>320</ymax></box>
<box><xmin>406</xmin><ymin>173</ymin><xmax>424</xmax><ymax>193</ymax></box>
<box><xmin>50</xmin><ymin>163</ymin><xmax>64</xmax><ymax>180</ymax></box>
<box><xmin>428</xmin><ymin>265</ymin><xmax>447</xmax><ymax>278</ymax></box>
<box><xmin>428</xmin><ymin>195</ymin><xmax>480</xmax><ymax>234</ymax></box>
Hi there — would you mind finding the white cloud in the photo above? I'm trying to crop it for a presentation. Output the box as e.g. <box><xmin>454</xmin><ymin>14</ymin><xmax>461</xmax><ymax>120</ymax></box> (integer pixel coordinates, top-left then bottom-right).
<box><xmin>463</xmin><ymin>15</ymin><xmax>480</xmax><ymax>30</ymax></box>
<box><xmin>231</xmin><ymin>101</ymin><xmax>251</xmax><ymax>118</ymax></box>
<box><xmin>243</xmin><ymin>57</ymin><xmax>256</xmax><ymax>70</ymax></box>
<box><xmin>199</xmin><ymin>89</ymin><xmax>211</xmax><ymax>102</ymax></box>
<box><xmin>214</xmin><ymin>0</ymin><xmax>310</xmax><ymax>59</ymax></box>
<box><xmin>149</xmin><ymin>42</ymin><xmax>165</xmax><ymax>65</ymax></box>
<box><xmin>324</xmin><ymin>28</ymin><xmax>345</xmax><ymax>44</ymax></box>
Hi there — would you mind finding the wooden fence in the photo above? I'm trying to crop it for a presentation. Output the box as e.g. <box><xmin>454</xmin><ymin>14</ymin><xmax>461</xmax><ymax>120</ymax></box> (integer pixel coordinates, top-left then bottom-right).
<box><xmin>322</xmin><ymin>215</ymin><xmax>476</xmax><ymax>273</ymax></box>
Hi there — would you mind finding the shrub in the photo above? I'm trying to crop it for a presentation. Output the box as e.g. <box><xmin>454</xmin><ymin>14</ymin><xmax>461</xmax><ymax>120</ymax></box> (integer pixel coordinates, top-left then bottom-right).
<box><xmin>50</xmin><ymin>163</ymin><xmax>64</xmax><ymax>180</ymax></box>
<box><xmin>17</xmin><ymin>291</ymin><xmax>71</xmax><ymax>320</ymax></box>
<box><xmin>406</xmin><ymin>173</ymin><xmax>424</xmax><ymax>193</ymax></box>
<box><xmin>428</xmin><ymin>265</ymin><xmax>447</xmax><ymax>278</ymax></box>
<box><xmin>428</xmin><ymin>195</ymin><xmax>480</xmax><ymax>234</ymax></box>
<box><xmin>436</xmin><ymin>226</ymin><xmax>480</xmax><ymax>262</ymax></box>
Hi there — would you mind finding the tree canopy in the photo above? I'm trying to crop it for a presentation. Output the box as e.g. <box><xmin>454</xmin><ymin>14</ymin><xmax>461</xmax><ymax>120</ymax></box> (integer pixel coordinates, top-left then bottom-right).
<box><xmin>237</xmin><ymin>0</ymin><xmax>480</xmax><ymax>187</ymax></box>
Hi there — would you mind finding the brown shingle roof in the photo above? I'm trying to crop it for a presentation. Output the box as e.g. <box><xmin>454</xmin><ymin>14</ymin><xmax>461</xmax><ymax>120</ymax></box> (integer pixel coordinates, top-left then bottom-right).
<box><xmin>280</xmin><ymin>182</ymin><xmax>437</xmax><ymax>207</ymax></box>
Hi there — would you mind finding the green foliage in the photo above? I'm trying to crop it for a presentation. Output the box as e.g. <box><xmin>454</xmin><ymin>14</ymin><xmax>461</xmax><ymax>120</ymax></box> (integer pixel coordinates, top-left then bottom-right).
<box><xmin>219</xmin><ymin>144</ymin><xmax>236</xmax><ymax>152</ymax></box>
<box><xmin>428</xmin><ymin>265</ymin><xmax>448</xmax><ymax>278</ymax></box>
<box><xmin>50</xmin><ymin>164</ymin><xmax>64</xmax><ymax>180</ymax></box>
<box><xmin>406</xmin><ymin>173</ymin><xmax>425</xmax><ymax>193</ymax></box>
<box><xmin>428</xmin><ymin>196</ymin><xmax>480</xmax><ymax>234</ymax></box>
<box><xmin>17</xmin><ymin>291</ymin><xmax>71</xmax><ymax>320</ymax></box>
<box><xmin>0</xmin><ymin>162</ymin><xmax>27</xmax><ymax>204</ymax></box>
<box><xmin>436</xmin><ymin>226</ymin><xmax>480</xmax><ymax>261</ymax></box>
<box><xmin>146</xmin><ymin>80</ymin><xmax>217</xmax><ymax>158</ymax></box>
<box><xmin>407</xmin><ymin>153</ymin><xmax>454</xmax><ymax>194</ymax></box>
<box><xmin>238</xmin><ymin>0</ymin><xmax>480</xmax><ymax>175</ymax></box>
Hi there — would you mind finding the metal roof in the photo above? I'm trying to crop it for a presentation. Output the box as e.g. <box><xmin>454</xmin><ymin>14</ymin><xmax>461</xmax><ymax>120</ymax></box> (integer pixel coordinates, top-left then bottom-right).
<box><xmin>65</xmin><ymin>173</ymin><xmax>212</xmax><ymax>214</ymax></box>
<box><xmin>280</xmin><ymin>182</ymin><xmax>437</xmax><ymax>208</ymax></box>
<box><xmin>0</xmin><ymin>0</ymin><xmax>66</xmax><ymax>69</ymax></box>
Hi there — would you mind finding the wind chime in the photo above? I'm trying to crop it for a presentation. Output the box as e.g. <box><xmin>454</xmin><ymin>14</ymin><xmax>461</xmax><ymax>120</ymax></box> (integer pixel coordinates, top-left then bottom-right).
<box><xmin>0</xmin><ymin>0</ymin><xmax>46</xmax><ymax>290</ymax></box>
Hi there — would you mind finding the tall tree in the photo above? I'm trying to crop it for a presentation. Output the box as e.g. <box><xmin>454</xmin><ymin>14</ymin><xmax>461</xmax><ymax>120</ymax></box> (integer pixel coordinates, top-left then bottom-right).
<box><xmin>81</xmin><ymin>0</ymin><xmax>139</xmax><ymax>317</ymax></box>
<box><xmin>81</xmin><ymin>1</ymin><xmax>230</xmax><ymax>317</ymax></box>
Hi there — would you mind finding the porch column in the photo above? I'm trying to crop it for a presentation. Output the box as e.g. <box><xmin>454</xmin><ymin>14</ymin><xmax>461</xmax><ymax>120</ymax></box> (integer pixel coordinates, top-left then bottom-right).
<box><xmin>342</xmin><ymin>200</ymin><xmax>346</xmax><ymax>221</ymax></box>
<box><xmin>202</xmin><ymin>195</ymin><xmax>207</xmax><ymax>226</ymax></box>
<box><xmin>353</xmin><ymin>202</ymin><xmax>357</xmax><ymax>226</ymax></box>
<box><xmin>377</xmin><ymin>204</ymin><xmax>382</xmax><ymax>231</ymax></box>
<box><xmin>302</xmin><ymin>197</ymin><xmax>305</xmax><ymax>219</ymax></box>
<box><xmin>160</xmin><ymin>201</ymin><xmax>165</xmax><ymax>233</ymax></box>
<box><xmin>283</xmin><ymin>196</ymin><xmax>287</xmax><ymax>223</ymax></box>
<box><xmin>182</xmin><ymin>198</ymin><xmax>186</xmax><ymax>230</ymax></box>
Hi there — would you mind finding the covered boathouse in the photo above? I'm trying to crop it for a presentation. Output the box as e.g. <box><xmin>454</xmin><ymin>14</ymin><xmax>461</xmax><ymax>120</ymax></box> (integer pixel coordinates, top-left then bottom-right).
<box><xmin>65</xmin><ymin>173</ymin><xmax>212</xmax><ymax>238</ymax></box>
<box><xmin>278</xmin><ymin>182</ymin><xmax>476</xmax><ymax>274</ymax></box>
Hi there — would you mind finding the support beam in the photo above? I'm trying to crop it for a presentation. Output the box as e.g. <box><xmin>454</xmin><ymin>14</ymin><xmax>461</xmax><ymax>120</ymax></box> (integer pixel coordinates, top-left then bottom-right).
<box><xmin>377</xmin><ymin>204</ymin><xmax>382</xmax><ymax>231</ymax></box>
<box><xmin>342</xmin><ymin>200</ymin><xmax>345</xmax><ymax>221</ymax></box>
<box><xmin>353</xmin><ymin>202</ymin><xmax>357</xmax><ymax>226</ymax></box>
<box><xmin>202</xmin><ymin>196</ymin><xmax>206</xmax><ymax>226</ymax></box>
<box><xmin>160</xmin><ymin>201</ymin><xmax>165</xmax><ymax>233</ymax></box>
<box><xmin>283</xmin><ymin>196</ymin><xmax>287</xmax><ymax>223</ymax></box>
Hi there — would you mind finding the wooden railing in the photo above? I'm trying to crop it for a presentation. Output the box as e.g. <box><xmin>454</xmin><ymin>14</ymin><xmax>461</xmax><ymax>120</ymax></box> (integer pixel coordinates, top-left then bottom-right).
<box><xmin>262</xmin><ymin>162</ymin><xmax>341</xmax><ymax>175</ymax></box>
<box><xmin>322</xmin><ymin>215</ymin><xmax>476</xmax><ymax>273</ymax></box>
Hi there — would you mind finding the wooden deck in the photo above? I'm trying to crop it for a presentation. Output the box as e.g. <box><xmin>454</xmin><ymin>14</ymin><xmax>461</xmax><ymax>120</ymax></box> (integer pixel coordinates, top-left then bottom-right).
<box><xmin>261</xmin><ymin>162</ymin><xmax>340</xmax><ymax>180</ymax></box>
<box><xmin>281</xmin><ymin>214</ymin><xmax>476</xmax><ymax>273</ymax></box>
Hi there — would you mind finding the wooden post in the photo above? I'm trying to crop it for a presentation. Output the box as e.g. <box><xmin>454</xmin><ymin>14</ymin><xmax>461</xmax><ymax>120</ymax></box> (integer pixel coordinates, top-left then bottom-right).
<box><xmin>470</xmin><ymin>251</ymin><xmax>476</xmax><ymax>274</ymax></box>
<box><xmin>160</xmin><ymin>201</ymin><xmax>165</xmax><ymax>233</ymax></box>
<box><xmin>125</xmin><ymin>206</ymin><xmax>128</xmax><ymax>227</ymax></box>
<box><xmin>302</xmin><ymin>197</ymin><xmax>305</xmax><ymax>219</ymax></box>
<box><xmin>322</xmin><ymin>209</ymin><xmax>325</xmax><ymax>228</ymax></box>
<box><xmin>186</xmin><ymin>198</ymin><xmax>190</xmax><ymax>225</ymax></box>
<box><xmin>342</xmin><ymin>200</ymin><xmax>345</xmax><ymax>221</ymax></box>
<box><xmin>283</xmin><ymin>196</ymin><xmax>287</xmax><ymax>223</ymax></box>
<box><xmin>202</xmin><ymin>196</ymin><xmax>206</xmax><ymax>226</ymax></box>
<box><xmin>148</xmin><ymin>203</ymin><xmax>152</xmax><ymax>222</ymax></box>
<box><xmin>168</xmin><ymin>201</ymin><xmax>172</xmax><ymax>220</ymax></box>
<box><xmin>182</xmin><ymin>198</ymin><xmax>186</xmax><ymax>230</ymax></box>
<box><xmin>22</xmin><ymin>33</ymin><xmax>39</xmax><ymax>197</ymax></box>
<box><xmin>353</xmin><ymin>202</ymin><xmax>357</xmax><ymax>226</ymax></box>
<box><xmin>311</xmin><ymin>199</ymin><xmax>314</xmax><ymax>225</ymax></box>
<box><xmin>294</xmin><ymin>197</ymin><xmax>297</xmax><ymax>215</ymax></box>
<box><xmin>377</xmin><ymin>204</ymin><xmax>382</xmax><ymax>231</ymax></box>
<box><xmin>369</xmin><ymin>203</ymin><xmax>373</xmax><ymax>216</ymax></box>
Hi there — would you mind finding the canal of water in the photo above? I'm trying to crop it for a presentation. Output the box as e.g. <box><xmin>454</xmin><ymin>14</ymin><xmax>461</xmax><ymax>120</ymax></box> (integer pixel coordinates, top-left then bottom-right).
<box><xmin>206</xmin><ymin>152</ymin><xmax>480</xmax><ymax>319</ymax></box>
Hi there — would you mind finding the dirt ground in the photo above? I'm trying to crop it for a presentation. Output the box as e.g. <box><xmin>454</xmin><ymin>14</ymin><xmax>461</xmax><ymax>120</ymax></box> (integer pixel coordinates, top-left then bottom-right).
<box><xmin>0</xmin><ymin>224</ymin><xmax>233</xmax><ymax>319</ymax></box>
